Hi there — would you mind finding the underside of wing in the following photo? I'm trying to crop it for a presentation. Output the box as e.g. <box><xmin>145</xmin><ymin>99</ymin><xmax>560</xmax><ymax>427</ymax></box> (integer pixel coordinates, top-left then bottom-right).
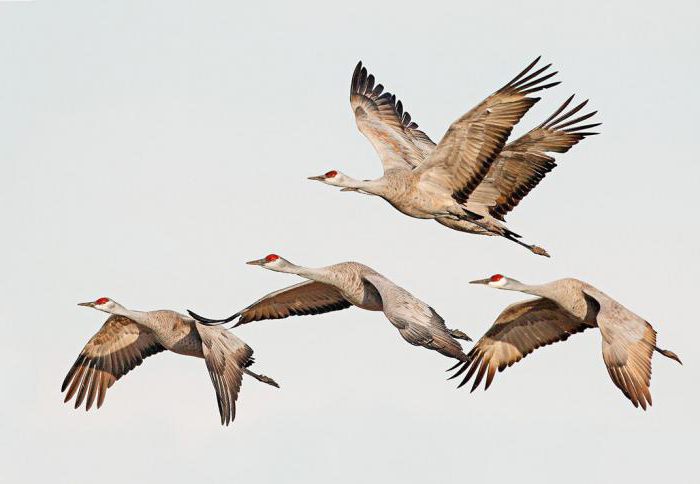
<box><xmin>351</xmin><ymin>61</ymin><xmax>436</xmax><ymax>171</ymax></box>
<box><xmin>451</xmin><ymin>298</ymin><xmax>590</xmax><ymax>392</ymax></box>
<box><xmin>583</xmin><ymin>287</ymin><xmax>659</xmax><ymax>410</ymax></box>
<box><xmin>61</xmin><ymin>315</ymin><xmax>165</xmax><ymax>411</ymax></box>
<box><xmin>468</xmin><ymin>95</ymin><xmax>600</xmax><ymax>220</ymax></box>
<box><xmin>415</xmin><ymin>57</ymin><xmax>560</xmax><ymax>204</ymax></box>
<box><xmin>236</xmin><ymin>280</ymin><xmax>351</xmax><ymax>326</ymax></box>
<box><xmin>602</xmin><ymin>322</ymin><xmax>656</xmax><ymax>410</ymax></box>
<box><xmin>196</xmin><ymin>324</ymin><xmax>253</xmax><ymax>426</ymax></box>
<box><xmin>362</xmin><ymin>273</ymin><xmax>465</xmax><ymax>360</ymax></box>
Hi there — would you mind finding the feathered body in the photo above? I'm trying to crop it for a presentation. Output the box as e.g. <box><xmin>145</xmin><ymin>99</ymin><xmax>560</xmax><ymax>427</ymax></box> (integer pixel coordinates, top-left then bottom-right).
<box><xmin>189</xmin><ymin>257</ymin><xmax>472</xmax><ymax>363</ymax></box>
<box><xmin>310</xmin><ymin>59</ymin><xmax>600</xmax><ymax>256</ymax></box>
<box><xmin>453</xmin><ymin>276</ymin><xmax>681</xmax><ymax>409</ymax></box>
<box><xmin>62</xmin><ymin>299</ymin><xmax>278</xmax><ymax>425</ymax></box>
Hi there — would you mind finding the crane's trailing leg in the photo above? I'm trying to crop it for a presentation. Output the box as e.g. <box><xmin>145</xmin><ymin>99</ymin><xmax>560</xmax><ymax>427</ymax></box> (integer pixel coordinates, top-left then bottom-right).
<box><xmin>244</xmin><ymin>368</ymin><xmax>280</xmax><ymax>388</ymax></box>
<box><xmin>655</xmin><ymin>346</ymin><xmax>682</xmax><ymax>364</ymax></box>
<box><xmin>452</xmin><ymin>211</ymin><xmax>550</xmax><ymax>257</ymax></box>
<box><xmin>501</xmin><ymin>230</ymin><xmax>550</xmax><ymax>258</ymax></box>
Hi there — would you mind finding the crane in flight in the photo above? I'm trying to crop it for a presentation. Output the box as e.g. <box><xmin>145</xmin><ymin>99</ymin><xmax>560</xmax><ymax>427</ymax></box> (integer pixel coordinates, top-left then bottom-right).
<box><xmin>309</xmin><ymin>59</ymin><xmax>600</xmax><ymax>257</ymax></box>
<box><xmin>62</xmin><ymin>297</ymin><xmax>278</xmax><ymax>426</ymax></box>
<box><xmin>188</xmin><ymin>254</ymin><xmax>471</xmax><ymax>366</ymax></box>
<box><xmin>451</xmin><ymin>274</ymin><xmax>681</xmax><ymax>409</ymax></box>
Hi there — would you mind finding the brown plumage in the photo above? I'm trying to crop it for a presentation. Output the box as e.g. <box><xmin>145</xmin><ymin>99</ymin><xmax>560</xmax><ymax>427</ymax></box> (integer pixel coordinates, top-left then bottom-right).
<box><xmin>235</xmin><ymin>280</ymin><xmax>352</xmax><ymax>326</ymax></box>
<box><xmin>468</xmin><ymin>95</ymin><xmax>599</xmax><ymax>221</ymax></box>
<box><xmin>414</xmin><ymin>57</ymin><xmax>558</xmax><ymax>205</ymax></box>
<box><xmin>61</xmin><ymin>315</ymin><xmax>165</xmax><ymax>411</ymax></box>
<box><xmin>62</xmin><ymin>299</ymin><xmax>279</xmax><ymax>425</ymax></box>
<box><xmin>450</xmin><ymin>298</ymin><xmax>591</xmax><ymax>392</ymax></box>
<box><xmin>311</xmin><ymin>59</ymin><xmax>599</xmax><ymax>257</ymax></box>
<box><xmin>350</xmin><ymin>62</ymin><xmax>435</xmax><ymax>170</ymax></box>
<box><xmin>189</xmin><ymin>256</ymin><xmax>472</xmax><ymax>364</ymax></box>
<box><xmin>453</xmin><ymin>276</ymin><xmax>681</xmax><ymax>409</ymax></box>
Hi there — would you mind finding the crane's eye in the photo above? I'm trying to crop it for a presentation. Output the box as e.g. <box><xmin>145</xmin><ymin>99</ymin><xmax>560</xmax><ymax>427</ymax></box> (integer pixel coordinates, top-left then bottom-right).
<box><xmin>490</xmin><ymin>274</ymin><xmax>504</xmax><ymax>282</ymax></box>
<box><xmin>265</xmin><ymin>254</ymin><xmax>280</xmax><ymax>262</ymax></box>
<box><xmin>324</xmin><ymin>170</ymin><xmax>338</xmax><ymax>178</ymax></box>
<box><xmin>95</xmin><ymin>297</ymin><xmax>110</xmax><ymax>305</ymax></box>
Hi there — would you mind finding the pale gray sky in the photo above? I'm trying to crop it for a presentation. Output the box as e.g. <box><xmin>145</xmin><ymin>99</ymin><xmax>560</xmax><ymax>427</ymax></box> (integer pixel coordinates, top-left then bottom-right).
<box><xmin>1</xmin><ymin>1</ymin><xmax>698</xmax><ymax>483</ymax></box>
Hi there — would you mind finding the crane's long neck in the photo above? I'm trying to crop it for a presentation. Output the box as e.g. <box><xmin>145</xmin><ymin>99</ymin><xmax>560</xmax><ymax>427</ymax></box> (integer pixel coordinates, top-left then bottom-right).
<box><xmin>340</xmin><ymin>176</ymin><xmax>387</xmax><ymax>196</ymax></box>
<box><xmin>272</xmin><ymin>263</ymin><xmax>333</xmax><ymax>284</ymax></box>
<box><xmin>505</xmin><ymin>280</ymin><xmax>558</xmax><ymax>300</ymax></box>
<box><xmin>109</xmin><ymin>304</ymin><xmax>150</xmax><ymax>326</ymax></box>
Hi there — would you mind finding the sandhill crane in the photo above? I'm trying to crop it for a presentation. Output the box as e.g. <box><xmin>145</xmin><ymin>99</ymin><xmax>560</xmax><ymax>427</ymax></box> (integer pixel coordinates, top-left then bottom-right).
<box><xmin>62</xmin><ymin>297</ymin><xmax>278</xmax><ymax>425</ymax></box>
<box><xmin>308</xmin><ymin>59</ymin><xmax>600</xmax><ymax>257</ymax></box>
<box><xmin>450</xmin><ymin>275</ymin><xmax>681</xmax><ymax>409</ymax></box>
<box><xmin>188</xmin><ymin>254</ymin><xmax>471</xmax><ymax>364</ymax></box>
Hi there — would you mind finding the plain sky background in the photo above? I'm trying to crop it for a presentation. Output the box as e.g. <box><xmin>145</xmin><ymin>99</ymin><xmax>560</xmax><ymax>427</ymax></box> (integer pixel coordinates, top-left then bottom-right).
<box><xmin>2</xmin><ymin>1</ymin><xmax>698</xmax><ymax>483</ymax></box>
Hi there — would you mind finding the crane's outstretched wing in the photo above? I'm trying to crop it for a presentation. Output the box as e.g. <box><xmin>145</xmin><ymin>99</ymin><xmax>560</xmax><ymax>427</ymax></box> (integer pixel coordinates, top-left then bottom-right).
<box><xmin>451</xmin><ymin>298</ymin><xmax>591</xmax><ymax>391</ymax></box>
<box><xmin>351</xmin><ymin>61</ymin><xmax>436</xmax><ymax>172</ymax></box>
<box><xmin>415</xmin><ymin>57</ymin><xmax>559</xmax><ymax>204</ymax></box>
<box><xmin>61</xmin><ymin>315</ymin><xmax>165</xmax><ymax>410</ymax></box>
<box><xmin>362</xmin><ymin>273</ymin><xmax>467</xmax><ymax>360</ymax></box>
<box><xmin>466</xmin><ymin>95</ymin><xmax>600</xmax><ymax>220</ymax></box>
<box><xmin>195</xmin><ymin>323</ymin><xmax>254</xmax><ymax>426</ymax></box>
<box><xmin>582</xmin><ymin>288</ymin><xmax>670</xmax><ymax>410</ymax></box>
<box><xmin>232</xmin><ymin>280</ymin><xmax>351</xmax><ymax>327</ymax></box>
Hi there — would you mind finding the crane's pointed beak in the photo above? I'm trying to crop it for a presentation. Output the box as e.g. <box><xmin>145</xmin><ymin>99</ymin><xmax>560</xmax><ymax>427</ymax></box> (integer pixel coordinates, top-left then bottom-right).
<box><xmin>246</xmin><ymin>258</ymin><xmax>267</xmax><ymax>266</ymax></box>
<box><xmin>469</xmin><ymin>279</ymin><xmax>491</xmax><ymax>285</ymax></box>
<box><xmin>78</xmin><ymin>301</ymin><xmax>95</xmax><ymax>307</ymax></box>
<box><xmin>307</xmin><ymin>175</ymin><xmax>325</xmax><ymax>181</ymax></box>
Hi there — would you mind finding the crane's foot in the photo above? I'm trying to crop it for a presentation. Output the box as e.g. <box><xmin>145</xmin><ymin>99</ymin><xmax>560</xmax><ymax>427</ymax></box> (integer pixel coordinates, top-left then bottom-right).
<box><xmin>530</xmin><ymin>245</ymin><xmax>550</xmax><ymax>257</ymax></box>
<box><xmin>257</xmin><ymin>374</ymin><xmax>280</xmax><ymax>388</ymax></box>
<box><xmin>244</xmin><ymin>368</ymin><xmax>280</xmax><ymax>388</ymax></box>
<box><xmin>449</xmin><ymin>329</ymin><xmax>472</xmax><ymax>341</ymax></box>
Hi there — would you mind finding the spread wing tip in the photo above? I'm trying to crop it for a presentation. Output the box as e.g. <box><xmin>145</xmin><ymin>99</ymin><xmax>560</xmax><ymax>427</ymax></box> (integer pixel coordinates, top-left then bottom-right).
<box><xmin>504</xmin><ymin>57</ymin><xmax>560</xmax><ymax>95</ymax></box>
<box><xmin>187</xmin><ymin>309</ymin><xmax>240</xmax><ymax>326</ymax></box>
<box><xmin>538</xmin><ymin>95</ymin><xmax>601</xmax><ymax>137</ymax></box>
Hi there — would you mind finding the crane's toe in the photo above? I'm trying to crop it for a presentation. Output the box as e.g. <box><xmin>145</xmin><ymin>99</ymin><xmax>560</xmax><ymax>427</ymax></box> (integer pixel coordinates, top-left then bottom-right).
<box><xmin>530</xmin><ymin>245</ymin><xmax>550</xmax><ymax>257</ymax></box>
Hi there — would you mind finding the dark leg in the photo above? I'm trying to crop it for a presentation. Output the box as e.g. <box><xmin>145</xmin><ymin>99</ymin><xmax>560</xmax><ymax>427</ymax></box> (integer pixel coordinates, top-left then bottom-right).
<box><xmin>244</xmin><ymin>368</ymin><xmax>280</xmax><ymax>388</ymax></box>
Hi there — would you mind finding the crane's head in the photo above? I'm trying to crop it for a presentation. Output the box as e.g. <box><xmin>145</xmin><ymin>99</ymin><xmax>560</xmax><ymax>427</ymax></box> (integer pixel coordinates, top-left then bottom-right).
<box><xmin>307</xmin><ymin>170</ymin><xmax>358</xmax><ymax>191</ymax></box>
<box><xmin>78</xmin><ymin>297</ymin><xmax>119</xmax><ymax>313</ymax></box>
<box><xmin>469</xmin><ymin>274</ymin><xmax>514</xmax><ymax>289</ymax></box>
<box><xmin>246</xmin><ymin>253</ymin><xmax>293</xmax><ymax>272</ymax></box>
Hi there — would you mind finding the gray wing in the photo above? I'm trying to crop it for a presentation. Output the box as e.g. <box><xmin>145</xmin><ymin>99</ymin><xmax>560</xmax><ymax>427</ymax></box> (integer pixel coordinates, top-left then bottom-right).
<box><xmin>415</xmin><ymin>58</ymin><xmax>559</xmax><ymax>204</ymax></box>
<box><xmin>351</xmin><ymin>61</ymin><xmax>436</xmax><ymax>172</ymax></box>
<box><xmin>61</xmin><ymin>315</ymin><xmax>165</xmax><ymax>411</ymax></box>
<box><xmin>195</xmin><ymin>323</ymin><xmax>253</xmax><ymax>426</ymax></box>
<box><xmin>466</xmin><ymin>96</ymin><xmax>600</xmax><ymax>220</ymax></box>
<box><xmin>362</xmin><ymin>273</ymin><xmax>465</xmax><ymax>360</ymax></box>
<box><xmin>583</xmin><ymin>288</ymin><xmax>658</xmax><ymax>410</ymax></box>
<box><xmin>235</xmin><ymin>280</ymin><xmax>352</xmax><ymax>327</ymax></box>
<box><xmin>451</xmin><ymin>298</ymin><xmax>591</xmax><ymax>392</ymax></box>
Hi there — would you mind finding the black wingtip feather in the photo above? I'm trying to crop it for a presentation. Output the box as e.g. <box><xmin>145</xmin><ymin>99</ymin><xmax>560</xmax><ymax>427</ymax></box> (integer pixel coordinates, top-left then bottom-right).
<box><xmin>187</xmin><ymin>309</ymin><xmax>240</xmax><ymax>326</ymax></box>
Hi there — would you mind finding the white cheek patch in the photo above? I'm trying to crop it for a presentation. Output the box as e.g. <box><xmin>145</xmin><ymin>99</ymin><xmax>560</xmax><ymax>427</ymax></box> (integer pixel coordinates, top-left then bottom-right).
<box><xmin>490</xmin><ymin>277</ymin><xmax>507</xmax><ymax>288</ymax></box>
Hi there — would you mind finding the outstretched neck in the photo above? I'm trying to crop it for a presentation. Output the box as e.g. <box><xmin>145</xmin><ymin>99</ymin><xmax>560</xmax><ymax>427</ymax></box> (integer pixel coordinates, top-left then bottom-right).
<box><xmin>273</xmin><ymin>263</ymin><xmax>330</xmax><ymax>283</ymax></box>
<box><xmin>341</xmin><ymin>176</ymin><xmax>386</xmax><ymax>196</ymax></box>
<box><xmin>506</xmin><ymin>281</ymin><xmax>555</xmax><ymax>299</ymax></box>
<box><xmin>110</xmin><ymin>304</ymin><xmax>149</xmax><ymax>325</ymax></box>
